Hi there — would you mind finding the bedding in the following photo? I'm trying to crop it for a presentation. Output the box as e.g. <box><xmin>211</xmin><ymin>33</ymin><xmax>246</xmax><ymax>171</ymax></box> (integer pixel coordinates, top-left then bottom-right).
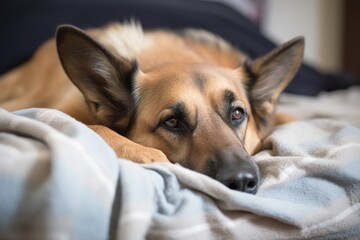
<box><xmin>0</xmin><ymin>87</ymin><xmax>359</xmax><ymax>239</ymax></box>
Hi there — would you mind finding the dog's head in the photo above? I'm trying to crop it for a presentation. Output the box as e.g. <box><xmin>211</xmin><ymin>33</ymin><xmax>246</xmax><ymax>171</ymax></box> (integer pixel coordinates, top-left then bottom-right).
<box><xmin>56</xmin><ymin>25</ymin><xmax>304</xmax><ymax>194</ymax></box>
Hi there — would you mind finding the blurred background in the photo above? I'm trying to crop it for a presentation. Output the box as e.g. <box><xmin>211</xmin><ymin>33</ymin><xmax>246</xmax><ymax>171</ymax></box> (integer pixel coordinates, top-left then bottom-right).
<box><xmin>1</xmin><ymin>0</ymin><xmax>358</xmax><ymax>94</ymax></box>
<box><xmin>237</xmin><ymin>0</ymin><xmax>359</xmax><ymax>81</ymax></box>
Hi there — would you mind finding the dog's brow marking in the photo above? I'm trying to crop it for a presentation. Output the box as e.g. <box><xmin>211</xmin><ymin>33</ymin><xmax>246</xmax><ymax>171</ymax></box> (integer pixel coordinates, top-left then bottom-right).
<box><xmin>171</xmin><ymin>102</ymin><xmax>186</xmax><ymax>116</ymax></box>
<box><xmin>170</xmin><ymin>102</ymin><xmax>197</xmax><ymax>131</ymax></box>
<box><xmin>224</xmin><ymin>90</ymin><xmax>235</xmax><ymax>104</ymax></box>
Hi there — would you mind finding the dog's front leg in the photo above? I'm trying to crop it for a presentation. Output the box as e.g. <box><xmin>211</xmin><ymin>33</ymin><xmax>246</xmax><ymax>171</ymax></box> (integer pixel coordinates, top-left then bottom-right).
<box><xmin>88</xmin><ymin>125</ymin><xmax>170</xmax><ymax>164</ymax></box>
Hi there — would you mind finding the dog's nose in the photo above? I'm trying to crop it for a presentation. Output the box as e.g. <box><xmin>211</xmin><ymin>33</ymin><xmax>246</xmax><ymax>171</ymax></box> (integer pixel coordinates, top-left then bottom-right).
<box><xmin>213</xmin><ymin>149</ymin><xmax>260</xmax><ymax>194</ymax></box>
<box><xmin>216</xmin><ymin>169</ymin><xmax>258</xmax><ymax>193</ymax></box>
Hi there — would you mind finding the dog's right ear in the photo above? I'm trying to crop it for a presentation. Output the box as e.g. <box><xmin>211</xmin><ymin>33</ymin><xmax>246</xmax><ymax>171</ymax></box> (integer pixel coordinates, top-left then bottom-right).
<box><xmin>56</xmin><ymin>25</ymin><xmax>138</xmax><ymax>130</ymax></box>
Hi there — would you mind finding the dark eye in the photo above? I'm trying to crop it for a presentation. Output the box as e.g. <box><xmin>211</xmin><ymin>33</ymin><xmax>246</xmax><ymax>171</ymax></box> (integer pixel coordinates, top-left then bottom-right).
<box><xmin>163</xmin><ymin>117</ymin><xmax>180</xmax><ymax>129</ymax></box>
<box><xmin>231</xmin><ymin>107</ymin><xmax>245</xmax><ymax>126</ymax></box>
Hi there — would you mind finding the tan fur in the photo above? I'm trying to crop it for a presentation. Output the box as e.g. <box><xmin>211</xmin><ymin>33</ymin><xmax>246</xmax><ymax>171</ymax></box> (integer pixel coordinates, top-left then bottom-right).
<box><xmin>0</xmin><ymin>23</ymin><xmax>244</xmax><ymax>122</ymax></box>
<box><xmin>0</xmin><ymin>22</ymin><xmax>304</xmax><ymax>178</ymax></box>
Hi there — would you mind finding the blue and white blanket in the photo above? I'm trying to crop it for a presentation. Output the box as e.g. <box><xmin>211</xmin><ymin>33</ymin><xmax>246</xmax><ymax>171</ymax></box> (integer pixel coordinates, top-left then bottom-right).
<box><xmin>0</xmin><ymin>87</ymin><xmax>360</xmax><ymax>239</ymax></box>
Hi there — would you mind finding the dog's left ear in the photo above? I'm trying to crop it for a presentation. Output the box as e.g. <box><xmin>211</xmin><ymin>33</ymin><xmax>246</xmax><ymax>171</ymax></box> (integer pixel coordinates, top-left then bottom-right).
<box><xmin>243</xmin><ymin>37</ymin><xmax>304</xmax><ymax>127</ymax></box>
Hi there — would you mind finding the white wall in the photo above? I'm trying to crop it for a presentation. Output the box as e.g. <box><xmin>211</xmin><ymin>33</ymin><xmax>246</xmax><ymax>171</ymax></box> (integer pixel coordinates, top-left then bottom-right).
<box><xmin>262</xmin><ymin>0</ymin><xmax>343</xmax><ymax>72</ymax></box>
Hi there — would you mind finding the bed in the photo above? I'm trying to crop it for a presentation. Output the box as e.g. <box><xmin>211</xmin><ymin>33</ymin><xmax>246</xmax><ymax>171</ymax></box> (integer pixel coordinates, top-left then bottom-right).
<box><xmin>0</xmin><ymin>87</ymin><xmax>359</xmax><ymax>239</ymax></box>
<box><xmin>1</xmin><ymin>1</ymin><xmax>359</xmax><ymax>239</ymax></box>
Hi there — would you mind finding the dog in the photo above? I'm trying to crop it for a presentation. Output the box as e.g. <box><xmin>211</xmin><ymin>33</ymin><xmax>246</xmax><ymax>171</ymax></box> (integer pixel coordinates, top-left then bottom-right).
<box><xmin>0</xmin><ymin>22</ymin><xmax>304</xmax><ymax>194</ymax></box>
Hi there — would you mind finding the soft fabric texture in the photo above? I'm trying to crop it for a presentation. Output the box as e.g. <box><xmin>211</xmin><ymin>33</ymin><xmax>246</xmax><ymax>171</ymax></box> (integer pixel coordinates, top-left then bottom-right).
<box><xmin>0</xmin><ymin>87</ymin><xmax>360</xmax><ymax>239</ymax></box>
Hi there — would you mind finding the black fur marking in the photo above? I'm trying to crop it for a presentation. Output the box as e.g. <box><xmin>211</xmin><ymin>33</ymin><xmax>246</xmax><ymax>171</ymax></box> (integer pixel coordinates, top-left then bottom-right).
<box><xmin>125</xmin><ymin>60</ymin><xmax>139</xmax><ymax>93</ymax></box>
<box><xmin>224</xmin><ymin>89</ymin><xmax>235</xmax><ymax>104</ymax></box>
<box><xmin>171</xmin><ymin>102</ymin><xmax>191</xmax><ymax>129</ymax></box>
<box><xmin>156</xmin><ymin>101</ymin><xmax>197</xmax><ymax>134</ymax></box>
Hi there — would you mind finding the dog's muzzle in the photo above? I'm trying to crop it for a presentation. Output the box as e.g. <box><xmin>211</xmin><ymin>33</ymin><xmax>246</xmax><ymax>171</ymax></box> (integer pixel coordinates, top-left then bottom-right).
<box><xmin>212</xmin><ymin>149</ymin><xmax>260</xmax><ymax>194</ymax></box>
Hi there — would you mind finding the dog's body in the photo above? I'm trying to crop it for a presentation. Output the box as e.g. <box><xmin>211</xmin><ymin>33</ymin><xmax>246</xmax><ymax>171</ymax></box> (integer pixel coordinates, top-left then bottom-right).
<box><xmin>0</xmin><ymin>22</ymin><xmax>304</xmax><ymax>193</ymax></box>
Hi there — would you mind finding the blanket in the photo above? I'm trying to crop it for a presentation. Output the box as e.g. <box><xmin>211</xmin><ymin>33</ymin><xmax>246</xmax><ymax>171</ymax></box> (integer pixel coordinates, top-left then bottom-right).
<box><xmin>0</xmin><ymin>87</ymin><xmax>360</xmax><ymax>239</ymax></box>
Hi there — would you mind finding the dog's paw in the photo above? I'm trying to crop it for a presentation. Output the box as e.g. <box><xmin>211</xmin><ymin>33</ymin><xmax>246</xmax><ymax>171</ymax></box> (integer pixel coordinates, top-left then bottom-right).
<box><xmin>119</xmin><ymin>144</ymin><xmax>170</xmax><ymax>164</ymax></box>
<box><xmin>88</xmin><ymin>125</ymin><xmax>170</xmax><ymax>164</ymax></box>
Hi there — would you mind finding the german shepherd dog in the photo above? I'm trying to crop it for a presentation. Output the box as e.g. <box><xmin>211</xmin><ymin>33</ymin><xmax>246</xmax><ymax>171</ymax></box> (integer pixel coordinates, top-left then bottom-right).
<box><xmin>0</xmin><ymin>22</ymin><xmax>304</xmax><ymax>194</ymax></box>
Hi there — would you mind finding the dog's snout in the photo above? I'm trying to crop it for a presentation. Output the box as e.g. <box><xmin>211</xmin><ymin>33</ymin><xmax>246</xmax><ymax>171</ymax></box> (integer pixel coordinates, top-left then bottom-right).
<box><xmin>216</xmin><ymin>168</ymin><xmax>258</xmax><ymax>193</ymax></box>
<box><xmin>213</xmin><ymin>149</ymin><xmax>260</xmax><ymax>194</ymax></box>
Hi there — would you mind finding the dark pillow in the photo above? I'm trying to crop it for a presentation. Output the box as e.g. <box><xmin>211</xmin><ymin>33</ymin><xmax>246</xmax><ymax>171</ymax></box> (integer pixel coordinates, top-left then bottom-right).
<box><xmin>0</xmin><ymin>0</ymin><xmax>355</xmax><ymax>95</ymax></box>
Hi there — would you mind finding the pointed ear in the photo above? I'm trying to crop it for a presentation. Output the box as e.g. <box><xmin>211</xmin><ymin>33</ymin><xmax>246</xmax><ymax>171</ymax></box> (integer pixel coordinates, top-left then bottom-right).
<box><xmin>56</xmin><ymin>25</ymin><xmax>139</xmax><ymax>130</ymax></box>
<box><xmin>243</xmin><ymin>37</ymin><xmax>304</xmax><ymax>127</ymax></box>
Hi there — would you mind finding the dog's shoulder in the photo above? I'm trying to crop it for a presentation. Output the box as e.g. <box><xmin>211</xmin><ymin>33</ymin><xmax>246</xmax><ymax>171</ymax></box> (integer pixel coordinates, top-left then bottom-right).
<box><xmin>92</xmin><ymin>21</ymin><xmax>247</xmax><ymax>69</ymax></box>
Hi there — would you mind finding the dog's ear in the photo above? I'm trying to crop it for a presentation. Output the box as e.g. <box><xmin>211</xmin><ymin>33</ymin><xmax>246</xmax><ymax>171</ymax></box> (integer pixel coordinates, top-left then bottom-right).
<box><xmin>56</xmin><ymin>25</ymin><xmax>138</xmax><ymax>130</ymax></box>
<box><xmin>243</xmin><ymin>37</ymin><xmax>304</xmax><ymax>128</ymax></box>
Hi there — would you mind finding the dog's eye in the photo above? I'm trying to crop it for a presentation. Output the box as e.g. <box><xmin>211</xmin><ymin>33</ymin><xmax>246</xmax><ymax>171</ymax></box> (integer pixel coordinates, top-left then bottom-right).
<box><xmin>231</xmin><ymin>107</ymin><xmax>245</xmax><ymax>125</ymax></box>
<box><xmin>163</xmin><ymin>117</ymin><xmax>179</xmax><ymax>129</ymax></box>
<box><xmin>232</xmin><ymin>109</ymin><xmax>243</xmax><ymax>120</ymax></box>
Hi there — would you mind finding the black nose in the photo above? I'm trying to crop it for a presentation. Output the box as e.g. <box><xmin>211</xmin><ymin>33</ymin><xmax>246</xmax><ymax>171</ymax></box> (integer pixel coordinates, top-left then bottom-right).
<box><xmin>217</xmin><ymin>169</ymin><xmax>259</xmax><ymax>194</ymax></box>
<box><xmin>212</xmin><ymin>149</ymin><xmax>260</xmax><ymax>194</ymax></box>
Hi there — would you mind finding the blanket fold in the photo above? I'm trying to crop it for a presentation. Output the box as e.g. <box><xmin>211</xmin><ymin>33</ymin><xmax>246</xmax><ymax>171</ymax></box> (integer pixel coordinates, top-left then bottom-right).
<box><xmin>0</xmin><ymin>105</ymin><xmax>359</xmax><ymax>239</ymax></box>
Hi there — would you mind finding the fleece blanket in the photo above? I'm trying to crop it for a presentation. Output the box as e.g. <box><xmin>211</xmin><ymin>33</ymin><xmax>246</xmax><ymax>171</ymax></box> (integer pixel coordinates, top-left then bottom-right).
<box><xmin>0</xmin><ymin>87</ymin><xmax>360</xmax><ymax>239</ymax></box>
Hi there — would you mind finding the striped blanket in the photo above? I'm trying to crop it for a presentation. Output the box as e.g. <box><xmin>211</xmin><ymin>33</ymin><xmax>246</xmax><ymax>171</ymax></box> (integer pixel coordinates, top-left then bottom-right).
<box><xmin>0</xmin><ymin>87</ymin><xmax>359</xmax><ymax>239</ymax></box>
